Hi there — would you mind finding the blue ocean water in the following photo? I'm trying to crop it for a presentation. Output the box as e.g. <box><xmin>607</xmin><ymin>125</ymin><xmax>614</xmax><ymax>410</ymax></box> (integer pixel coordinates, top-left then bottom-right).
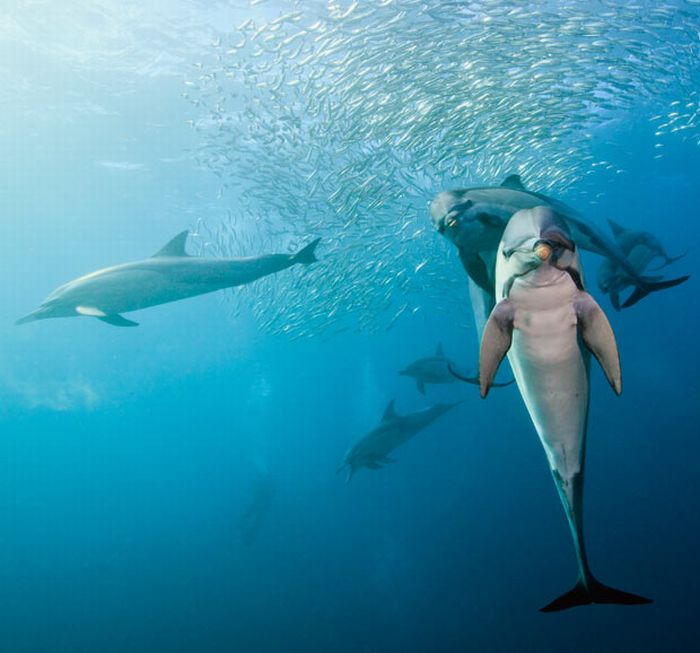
<box><xmin>1</xmin><ymin>2</ymin><xmax>699</xmax><ymax>652</ymax></box>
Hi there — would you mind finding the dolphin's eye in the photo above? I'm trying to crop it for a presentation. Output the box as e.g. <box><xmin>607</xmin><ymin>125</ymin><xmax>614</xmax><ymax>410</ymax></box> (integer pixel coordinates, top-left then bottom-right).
<box><xmin>444</xmin><ymin>210</ymin><xmax>459</xmax><ymax>228</ymax></box>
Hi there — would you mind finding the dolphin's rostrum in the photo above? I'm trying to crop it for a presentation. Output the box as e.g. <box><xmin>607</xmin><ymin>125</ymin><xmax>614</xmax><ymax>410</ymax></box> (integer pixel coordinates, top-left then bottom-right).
<box><xmin>17</xmin><ymin>231</ymin><xmax>321</xmax><ymax>326</ymax></box>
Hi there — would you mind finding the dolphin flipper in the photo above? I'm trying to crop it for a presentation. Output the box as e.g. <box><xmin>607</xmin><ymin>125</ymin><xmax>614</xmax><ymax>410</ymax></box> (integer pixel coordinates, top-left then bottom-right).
<box><xmin>479</xmin><ymin>299</ymin><xmax>515</xmax><ymax>398</ymax></box>
<box><xmin>540</xmin><ymin>577</ymin><xmax>652</xmax><ymax>612</ymax></box>
<box><xmin>76</xmin><ymin>306</ymin><xmax>139</xmax><ymax>327</ymax></box>
<box><xmin>574</xmin><ymin>292</ymin><xmax>621</xmax><ymax>395</ymax></box>
<box><xmin>458</xmin><ymin>248</ymin><xmax>494</xmax><ymax>296</ymax></box>
<box><xmin>98</xmin><ymin>314</ymin><xmax>139</xmax><ymax>327</ymax></box>
<box><xmin>416</xmin><ymin>379</ymin><xmax>426</xmax><ymax>395</ymax></box>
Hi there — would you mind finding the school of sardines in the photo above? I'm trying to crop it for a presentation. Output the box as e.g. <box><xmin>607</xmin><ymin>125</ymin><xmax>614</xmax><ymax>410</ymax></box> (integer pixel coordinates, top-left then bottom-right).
<box><xmin>183</xmin><ymin>0</ymin><xmax>699</xmax><ymax>338</ymax></box>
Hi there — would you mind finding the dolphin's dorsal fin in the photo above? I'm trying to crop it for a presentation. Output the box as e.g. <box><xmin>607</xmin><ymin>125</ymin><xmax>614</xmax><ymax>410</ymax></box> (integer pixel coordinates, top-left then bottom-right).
<box><xmin>500</xmin><ymin>174</ymin><xmax>526</xmax><ymax>191</ymax></box>
<box><xmin>152</xmin><ymin>231</ymin><xmax>190</xmax><ymax>257</ymax></box>
<box><xmin>382</xmin><ymin>399</ymin><xmax>398</xmax><ymax>421</ymax></box>
<box><xmin>606</xmin><ymin>218</ymin><xmax>627</xmax><ymax>238</ymax></box>
<box><xmin>435</xmin><ymin>342</ymin><xmax>445</xmax><ymax>357</ymax></box>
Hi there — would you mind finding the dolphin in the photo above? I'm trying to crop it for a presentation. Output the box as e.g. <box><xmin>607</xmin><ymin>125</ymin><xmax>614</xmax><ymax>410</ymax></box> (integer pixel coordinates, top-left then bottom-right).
<box><xmin>598</xmin><ymin>219</ymin><xmax>689</xmax><ymax>309</ymax></box>
<box><xmin>430</xmin><ymin>174</ymin><xmax>688</xmax><ymax>311</ymax></box>
<box><xmin>479</xmin><ymin>205</ymin><xmax>651</xmax><ymax>612</ymax></box>
<box><xmin>399</xmin><ymin>343</ymin><xmax>455</xmax><ymax>394</ymax></box>
<box><xmin>337</xmin><ymin>399</ymin><xmax>460</xmax><ymax>482</ymax></box>
<box><xmin>399</xmin><ymin>343</ymin><xmax>513</xmax><ymax>394</ymax></box>
<box><xmin>16</xmin><ymin>231</ymin><xmax>320</xmax><ymax>327</ymax></box>
<box><xmin>238</xmin><ymin>470</ymin><xmax>275</xmax><ymax>547</ymax></box>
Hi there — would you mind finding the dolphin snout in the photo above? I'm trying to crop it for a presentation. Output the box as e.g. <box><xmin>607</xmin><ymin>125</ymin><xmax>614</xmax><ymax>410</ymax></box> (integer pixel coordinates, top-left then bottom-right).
<box><xmin>16</xmin><ymin>308</ymin><xmax>48</xmax><ymax>325</ymax></box>
<box><xmin>430</xmin><ymin>192</ymin><xmax>472</xmax><ymax>234</ymax></box>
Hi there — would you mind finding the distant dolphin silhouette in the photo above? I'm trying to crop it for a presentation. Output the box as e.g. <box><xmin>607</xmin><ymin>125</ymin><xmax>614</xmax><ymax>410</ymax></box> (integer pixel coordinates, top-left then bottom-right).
<box><xmin>398</xmin><ymin>343</ymin><xmax>461</xmax><ymax>395</ymax></box>
<box><xmin>598</xmin><ymin>218</ymin><xmax>688</xmax><ymax>309</ymax></box>
<box><xmin>239</xmin><ymin>470</ymin><xmax>275</xmax><ymax>547</ymax></box>
<box><xmin>337</xmin><ymin>399</ymin><xmax>461</xmax><ymax>481</ymax></box>
<box><xmin>398</xmin><ymin>342</ymin><xmax>513</xmax><ymax>393</ymax></box>
<box><xmin>17</xmin><ymin>231</ymin><xmax>320</xmax><ymax>327</ymax></box>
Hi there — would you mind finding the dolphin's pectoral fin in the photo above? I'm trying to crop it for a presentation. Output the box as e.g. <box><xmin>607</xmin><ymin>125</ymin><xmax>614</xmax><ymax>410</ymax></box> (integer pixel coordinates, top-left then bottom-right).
<box><xmin>540</xmin><ymin>576</ymin><xmax>652</xmax><ymax>612</ymax></box>
<box><xmin>574</xmin><ymin>292</ymin><xmax>621</xmax><ymax>395</ymax></box>
<box><xmin>152</xmin><ymin>231</ymin><xmax>190</xmax><ymax>258</ymax></box>
<box><xmin>435</xmin><ymin>342</ymin><xmax>444</xmax><ymax>357</ymax></box>
<box><xmin>98</xmin><ymin>314</ymin><xmax>139</xmax><ymax>327</ymax></box>
<box><xmin>77</xmin><ymin>306</ymin><xmax>137</xmax><ymax>326</ymax></box>
<box><xmin>416</xmin><ymin>379</ymin><xmax>426</xmax><ymax>395</ymax></box>
<box><xmin>479</xmin><ymin>299</ymin><xmax>515</xmax><ymax>398</ymax></box>
<box><xmin>458</xmin><ymin>248</ymin><xmax>494</xmax><ymax>295</ymax></box>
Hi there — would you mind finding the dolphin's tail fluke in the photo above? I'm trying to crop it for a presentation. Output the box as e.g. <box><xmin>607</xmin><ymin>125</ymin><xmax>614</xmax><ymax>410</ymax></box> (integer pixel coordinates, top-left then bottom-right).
<box><xmin>292</xmin><ymin>238</ymin><xmax>321</xmax><ymax>266</ymax></box>
<box><xmin>540</xmin><ymin>576</ymin><xmax>652</xmax><ymax>612</ymax></box>
<box><xmin>336</xmin><ymin>461</ymin><xmax>355</xmax><ymax>483</ymax></box>
<box><xmin>621</xmin><ymin>274</ymin><xmax>690</xmax><ymax>309</ymax></box>
<box><xmin>649</xmin><ymin>249</ymin><xmax>689</xmax><ymax>270</ymax></box>
<box><xmin>447</xmin><ymin>363</ymin><xmax>514</xmax><ymax>388</ymax></box>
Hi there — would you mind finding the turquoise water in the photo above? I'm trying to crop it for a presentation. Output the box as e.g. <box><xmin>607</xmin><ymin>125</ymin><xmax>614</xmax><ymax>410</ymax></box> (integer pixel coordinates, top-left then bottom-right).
<box><xmin>1</xmin><ymin>1</ymin><xmax>699</xmax><ymax>651</ymax></box>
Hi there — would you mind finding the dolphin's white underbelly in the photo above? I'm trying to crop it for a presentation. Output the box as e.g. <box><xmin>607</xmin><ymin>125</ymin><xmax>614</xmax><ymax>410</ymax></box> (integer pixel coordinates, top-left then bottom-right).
<box><xmin>506</xmin><ymin>273</ymin><xmax>589</xmax><ymax>480</ymax></box>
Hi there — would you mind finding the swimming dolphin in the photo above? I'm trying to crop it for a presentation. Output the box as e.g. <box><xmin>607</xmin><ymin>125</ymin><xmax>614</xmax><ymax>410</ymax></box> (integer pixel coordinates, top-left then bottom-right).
<box><xmin>399</xmin><ymin>343</ymin><xmax>513</xmax><ymax>393</ymax></box>
<box><xmin>480</xmin><ymin>205</ymin><xmax>651</xmax><ymax>612</ymax></box>
<box><xmin>430</xmin><ymin>174</ymin><xmax>687</xmax><ymax>310</ymax></box>
<box><xmin>337</xmin><ymin>399</ymin><xmax>460</xmax><ymax>482</ymax></box>
<box><xmin>16</xmin><ymin>231</ymin><xmax>320</xmax><ymax>327</ymax></box>
<box><xmin>598</xmin><ymin>219</ymin><xmax>689</xmax><ymax>309</ymax></box>
<box><xmin>238</xmin><ymin>470</ymin><xmax>275</xmax><ymax>547</ymax></box>
<box><xmin>399</xmin><ymin>343</ymin><xmax>463</xmax><ymax>394</ymax></box>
